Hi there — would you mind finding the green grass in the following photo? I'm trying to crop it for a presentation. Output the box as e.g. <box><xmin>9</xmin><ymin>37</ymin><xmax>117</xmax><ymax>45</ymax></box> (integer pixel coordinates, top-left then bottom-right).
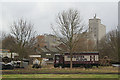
<box><xmin>2</xmin><ymin>66</ymin><xmax>119</xmax><ymax>80</ymax></box>
<box><xmin>2</xmin><ymin>74</ymin><xmax>119</xmax><ymax>78</ymax></box>
<box><xmin>1</xmin><ymin>78</ymin><xmax>119</xmax><ymax>80</ymax></box>
<box><xmin>2</xmin><ymin>66</ymin><xmax>119</xmax><ymax>74</ymax></box>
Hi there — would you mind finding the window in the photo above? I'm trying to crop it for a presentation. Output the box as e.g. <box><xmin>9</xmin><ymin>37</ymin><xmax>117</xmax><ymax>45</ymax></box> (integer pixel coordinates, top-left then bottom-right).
<box><xmin>46</xmin><ymin>54</ymin><xmax>51</xmax><ymax>56</ymax></box>
<box><xmin>67</xmin><ymin>55</ymin><xmax>70</xmax><ymax>58</ymax></box>
<box><xmin>84</xmin><ymin>58</ymin><xmax>87</xmax><ymax>61</ymax></box>
<box><xmin>82</xmin><ymin>56</ymin><xmax>84</xmax><ymax>58</ymax></box>
<box><xmin>73</xmin><ymin>55</ymin><xmax>76</xmax><ymax>58</ymax></box>
<box><xmin>56</xmin><ymin>56</ymin><xmax>60</xmax><ymax>60</ymax></box>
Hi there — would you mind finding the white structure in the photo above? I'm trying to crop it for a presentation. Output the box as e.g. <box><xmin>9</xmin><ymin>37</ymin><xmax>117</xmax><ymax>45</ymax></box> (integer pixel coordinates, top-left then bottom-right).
<box><xmin>29</xmin><ymin>55</ymin><xmax>41</xmax><ymax>58</ymax></box>
<box><xmin>0</xmin><ymin>52</ymin><xmax>18</xmax><ymax>58</ymax></box>
<box><xmin>89</xmin><ymin>14</ymin><xmax>106</xmax><ymax>41</ymax></box>
<box><xmin>0</xmin><ymin>49</ymin><xmax>18</xmax><ymax>58</ymax></box>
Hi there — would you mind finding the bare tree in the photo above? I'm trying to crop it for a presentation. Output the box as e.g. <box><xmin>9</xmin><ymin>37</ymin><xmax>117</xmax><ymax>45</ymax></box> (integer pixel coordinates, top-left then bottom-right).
<box><xmin>118</xmin><ymin>29</ymin><xmax>120</xmax><ymax>63</ymax></box>
<box><xmin>10</xmin><ymin>19</ymin><xmax>36</xmax><ymax>59</ymax></box>
<box><xmin>52</xmin><ymin>9</ymin><xmax>86</xmax><ymax>68</ymax></box>
<box><xmin>99</xmin><ymin>29</ymin><xmax>118</xmax><ymax>62</ymax></box>
<box><xmin>73</xmin><ymin>37</ymin><xmax>96</xmax><ymax>52</ymax></box>
<box><xmin>2</xmin><ymin>35</ymin><xmax>16</xmax><ymax>51</ymax></box>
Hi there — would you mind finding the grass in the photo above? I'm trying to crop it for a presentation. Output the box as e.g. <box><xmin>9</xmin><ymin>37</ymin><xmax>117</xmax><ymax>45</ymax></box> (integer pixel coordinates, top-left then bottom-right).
<box><xmin>1</xmin><ymin>65</ymin><xmax>119</xmax><ymax>79</ymax></box>
<box><xmin>2</xmin><ymin>68</ymin><xmax>120</xmax><ymax>80</ymax></box>
<box><xmin>2</xmin><ymin>66</ymin><xmax>119</xmax><ymax>74</ymax></box>
<box><xmin>2</xmin><ymin>74</ymin><xmax>119</xmax><ymax>78</ymax></box>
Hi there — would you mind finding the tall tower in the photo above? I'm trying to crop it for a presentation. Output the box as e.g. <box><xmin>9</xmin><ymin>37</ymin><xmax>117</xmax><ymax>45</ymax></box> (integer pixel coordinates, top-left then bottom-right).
<box><xmin>89</xmin><ymin>15</ymin><xmax>106</xmax><ymax>41</ymax></box>
<box><xmin>89</xmin><ymin>15</ymin><xmax>106</xmax><ymax>50</ymax></box>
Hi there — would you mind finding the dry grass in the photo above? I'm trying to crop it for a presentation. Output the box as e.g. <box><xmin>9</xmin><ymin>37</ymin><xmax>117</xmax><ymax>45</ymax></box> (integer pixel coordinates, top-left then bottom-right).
<box><xmin>2</xmin><ymin>74</ymin><xmax>119</xmax><ymax>78</ymax></box>
<box><xmin>2</xmin><ymin>65</ymin><xmax>119</xmax><ymax>74</ymax></box>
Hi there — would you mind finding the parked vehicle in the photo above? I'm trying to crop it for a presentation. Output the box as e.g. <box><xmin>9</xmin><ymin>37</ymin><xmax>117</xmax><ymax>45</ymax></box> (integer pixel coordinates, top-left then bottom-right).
<box><xmin>1</xmin><ymin>56</ymin><xmax>14</xmax><ymax>69</ymax></box>
<box><xmin>112</xmin><ymin>62</ymin><xmax>120</xmax><ymax>67</ymax></box>
<box><xmin>11</xmin><ymin>61</ymin><xmax>21</xmax><ymax>68</ymax></box>
<box><xmin>12</xmin><ymin>59</ymin><xmax>29</xmax><ymax>68</ymax></box>
<box><xmin>112</xmin><ymin>64</ymin><xmax>120</xmax><ymax>67</ymax></box>
<box><xmin>54</xmin><ymin>52</ymin><xmax>99</xmax><ymax>68</ymax></box>
<box><xmin>2</xmin><ymin>62</ymin><xmax>14</xmax><ymax>70</ymax></box>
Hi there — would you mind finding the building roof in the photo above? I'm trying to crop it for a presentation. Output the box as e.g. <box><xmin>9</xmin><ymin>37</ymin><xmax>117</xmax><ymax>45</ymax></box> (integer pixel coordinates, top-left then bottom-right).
<box><xmin>64</xmin><ymin>51</ymin><xmax>99</xmax><ymax>54</ymax></box>
<box><xmin>41</xmin><ymin>47</ymin><xmax>49</xmax><ymax>52</ymax></box>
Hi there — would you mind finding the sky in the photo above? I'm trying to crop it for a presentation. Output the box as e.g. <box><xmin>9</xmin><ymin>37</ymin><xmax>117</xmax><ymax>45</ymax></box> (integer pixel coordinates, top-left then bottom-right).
<box><xmin>0</xmin><ymin>1</ymin><xmax>118</xmax><ymax>35</ymax></box>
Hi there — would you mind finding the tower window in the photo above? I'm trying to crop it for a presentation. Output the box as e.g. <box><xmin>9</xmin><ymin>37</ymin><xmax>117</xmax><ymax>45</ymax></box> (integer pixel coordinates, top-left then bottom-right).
<box><xmin>94</xmin><ymin>28</ymin><xmax>96</xmax><ymax>30</ymax></box>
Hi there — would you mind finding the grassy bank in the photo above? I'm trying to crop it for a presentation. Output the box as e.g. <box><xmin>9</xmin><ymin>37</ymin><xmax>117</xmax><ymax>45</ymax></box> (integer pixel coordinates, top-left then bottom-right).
<box><xmin>2</xmin><ymin>66</ymin><xmax>119</xmax><ymax>74</ymax></box>
<box><xmin>2</xmin><ymin>74</ymin><xmax>119</xmax><ymax>78</ymax></box>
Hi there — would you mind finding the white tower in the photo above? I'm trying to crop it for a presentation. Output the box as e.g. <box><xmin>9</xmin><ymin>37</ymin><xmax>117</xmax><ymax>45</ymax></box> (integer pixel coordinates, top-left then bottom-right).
<box><xmin>89</xmin><ymin>14</ymin><xmax>106</xmax><ymax>41</ymax></box>
<box><xmin>89</xmin><ymin>14</ymin><xmax>106</xmax><ymax>50</ymax></box>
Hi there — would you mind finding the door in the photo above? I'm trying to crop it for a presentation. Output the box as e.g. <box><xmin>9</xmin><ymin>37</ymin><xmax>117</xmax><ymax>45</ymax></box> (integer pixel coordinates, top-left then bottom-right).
<box><xmin>55</xmin><ymin>55</ymin><xmax>60</xmax><ymax>64</ymax></box>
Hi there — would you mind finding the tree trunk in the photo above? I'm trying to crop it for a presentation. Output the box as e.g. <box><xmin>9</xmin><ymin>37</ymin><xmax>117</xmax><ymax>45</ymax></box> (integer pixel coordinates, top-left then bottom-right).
<box><xmin>11</xmin><ymin>52</ymin><xmax>12</xmax><ymax>60</ymax></box>
<box><xmin>70</xmin><ymin>51</ymin><xmax>73</xmax><ymax>69</ymax></box>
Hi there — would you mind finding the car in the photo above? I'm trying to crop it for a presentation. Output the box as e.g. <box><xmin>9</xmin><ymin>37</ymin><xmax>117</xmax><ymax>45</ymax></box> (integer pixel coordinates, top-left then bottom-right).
<box><xmin>112</xmin><ymin>64</ymin><xmax>120</xmax><ymax>67</ymax></box>
<box><xmin>2</xmin><ymin>62</ymin><xmax>14</xmax><ymax>70</ymax></box>
<box><xmin>11</xmin><ymin>61</ymin><xmax>21</xmax><ymax>68</ymax></box>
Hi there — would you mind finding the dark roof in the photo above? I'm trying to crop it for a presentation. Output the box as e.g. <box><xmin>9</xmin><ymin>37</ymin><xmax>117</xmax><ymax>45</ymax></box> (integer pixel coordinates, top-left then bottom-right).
<box><xmin>80</xmin><ymin>52</ymin><xmax>99</xmax><ymax>53</ymax></box>
<box><xmin>64</xmin><ymin>52</ymin><xmax>99</xmax><ymax>54</ymax></box>
<box><xmin>41</xmin><ymin>47</ymin><xmax>49</xmax><ymax>52</ymax></box>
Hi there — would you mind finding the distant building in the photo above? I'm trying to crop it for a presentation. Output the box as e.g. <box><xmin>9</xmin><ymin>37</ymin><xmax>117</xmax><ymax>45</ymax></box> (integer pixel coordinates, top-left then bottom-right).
<box><xmin>81</xmin><ymin>32</ymin><xmax>96</xmax><ymax>50</ymax></box>
<box><xmin>72</xmin><ymin>32</ymin><xmax>96</xmax><ymax>52</ymax></box>
<box><xmin>44</xmin><ymin>34</ymin><xmax>61</xmax><ymax>49</ymax></box>
<box><xmin>72</xmin><ymin>15</ymin><xmax>106</xmax><ymax>51</ymax></box>
<box><xmin>36</xmin><ymin>35</ymin><xmax>46</xmax><ymax>48</ymax></box>
<box><xmin>35</xmin><ymin>34</ymin><xmax>62</xmax><ymax>60</ymax></box>
<box><xmin>35</xmin><ymin>15</ymin><xmax>106</xmax><ymax>56</ymax></box>
<box><xmin>89</xmin><ymin>14</ymin><xmax>106</xmax><ymax>41</ymax></box>
<box><xmin>36</xmin><ymin>34</ymin><xmax>61</xmax><ymax>49</ymax></box>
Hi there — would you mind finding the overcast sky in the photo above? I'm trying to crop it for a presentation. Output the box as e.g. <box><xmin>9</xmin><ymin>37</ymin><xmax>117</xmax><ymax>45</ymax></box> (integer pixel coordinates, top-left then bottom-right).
<box><xmin>0</xmin><ymin>2</ymin><xmax>118</xmax><ymax>35</ymax></box>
